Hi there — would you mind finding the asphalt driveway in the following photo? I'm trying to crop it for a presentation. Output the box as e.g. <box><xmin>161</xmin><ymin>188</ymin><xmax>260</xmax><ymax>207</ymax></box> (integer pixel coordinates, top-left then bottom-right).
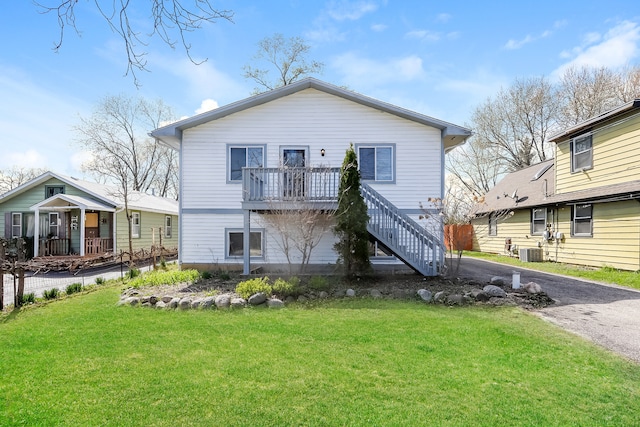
<box><xmin>456</xmin><ymin>256</ymin><xmax>640</xmax><ymax>364</ymax></box>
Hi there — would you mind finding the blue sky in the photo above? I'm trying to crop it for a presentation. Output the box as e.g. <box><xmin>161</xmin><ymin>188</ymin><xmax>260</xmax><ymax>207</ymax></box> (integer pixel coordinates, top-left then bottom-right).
<box><xmin>1</xmin><ymin>1</ymin><xmax>639</xmax><ymax>177</ymax></box>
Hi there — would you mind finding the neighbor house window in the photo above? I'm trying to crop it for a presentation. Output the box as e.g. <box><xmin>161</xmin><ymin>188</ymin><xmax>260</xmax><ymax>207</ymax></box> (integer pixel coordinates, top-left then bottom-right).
<box><xmin>531</xmin><ymin>208</ymin><xmax>547</xmax><ymax>235</ymax></box>
<box><xmin>48</xmin><ymin>212</ymin><xmax>59</xmax><ymax>238</ymax></box>
<box><xmin>226</xmin><ymin>230</ymin><xmax>263</xmax><ymax>258</ymax></box>
<box><xmin>228</xmin><ymin>145</ymin><xmax>265</xmax><ymax>181</ymax></box>
<box><xmin>488</xmin><ymin>213</ymin><xmax>497</xmax><ymax>236</ymax></box>
<box><xmin>358</xmin><ymin>145</ymin><xmax>394</xmax><ymax>182</ymax></box>
<box><xmin>165</xmin><ymin>216</ymin><xmax>172</xmax><ymax>238</ymax></box>
<box><xmin>572</xmin><ymin>204</ymin><xmax>593</xmax><ymax>237</ymax></box>
<box><xmin>11</xmin><ymin>213</ymin><xmax>22</xmax><ymax>238</ymax></box>
<box><xmin>131</xmin><ymin>212</ymin><xmax>141</xmax><ymax>238</ymax></box>
<box><xmin>571</xmin><ymin>134</ymin><xmax>593</xmax><ymax>172</ymax></box>
<box><xmin>45</xmin><ymin>185</ymin><xmax>65</xmax><ymax>198</ymax></box>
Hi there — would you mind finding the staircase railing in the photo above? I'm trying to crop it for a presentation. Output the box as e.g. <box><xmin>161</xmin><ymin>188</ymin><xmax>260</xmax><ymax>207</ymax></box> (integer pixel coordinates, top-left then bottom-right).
<box><xmin>360</xmin><ymin>183</ymin><xmax>444</xmax><ymax>276</ymax></box>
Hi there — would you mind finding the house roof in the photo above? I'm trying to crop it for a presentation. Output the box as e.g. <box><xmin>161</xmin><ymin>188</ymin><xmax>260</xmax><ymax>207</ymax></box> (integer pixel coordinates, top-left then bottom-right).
<box><xmin>549</xmin><ymin>99</ymin><xmax>640</xmax><ymax>142</ymax></box>
<box><xmin>0</xmin><ymin>171</ymin><xmax>178</xmax><ymax>215</ymax></box>
<box><xmin>472</xmin><ymin>160</ymin><xmax>640</xmax><ymax>216</ymax></box>
<box><xmin>471</xmin><ymin>160</ymin><xmax>555</xmax><ymax>216</ymax></box>
<box><xmin>31</xmin><ymin>194</ymin><xmax>116</xmax><ymax>212</ymax></box>
<box><xmin>151</xmin><ymin>77</ymin><xmax>472</xmax><ymax>152</ymax></box>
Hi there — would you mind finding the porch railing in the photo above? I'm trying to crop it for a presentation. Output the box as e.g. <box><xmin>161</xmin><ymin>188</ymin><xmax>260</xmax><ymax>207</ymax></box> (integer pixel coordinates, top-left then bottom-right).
<box><xmin>38</xmin><ymin>238</ymin><xmax>71</xmax><ymax>257</ymax></box>
<box><xmin>361</xmin><ymin>183</ymin><xmax>444</xmax><ymax>276</ymax></box>
<box><xmin>243</xmin><ymin>167</ymin><xmax>340</xmax><ymax>202</ymax></box>
<box><xmin>85</xmin><ymin>238</ymin><xmax>114</xmax><ymax>255</ymax></box>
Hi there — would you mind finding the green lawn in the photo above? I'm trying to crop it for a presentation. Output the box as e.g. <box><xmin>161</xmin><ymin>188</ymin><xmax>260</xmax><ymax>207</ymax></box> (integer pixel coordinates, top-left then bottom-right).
<box><xmin>1</xmin><ymin>285</ymin><xmax>639</xmax><ymax>426</ymax></box>
<box><xmin>462</xmin><ymin>251</ymin><xmax>640</xmax><ymax>290</ymax></box>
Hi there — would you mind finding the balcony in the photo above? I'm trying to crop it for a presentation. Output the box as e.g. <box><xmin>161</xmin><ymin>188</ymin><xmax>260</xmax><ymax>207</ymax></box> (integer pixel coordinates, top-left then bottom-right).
<box><xmin>242</xmin><ymin>167</ymin><xmax>340</xmax><ymax>211</ymax></box>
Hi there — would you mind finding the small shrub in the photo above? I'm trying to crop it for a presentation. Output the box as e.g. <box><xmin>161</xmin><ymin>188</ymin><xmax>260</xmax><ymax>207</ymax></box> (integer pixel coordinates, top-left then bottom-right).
<box><xmin>307</xmin><ymin>275</ymin><xmax>329</xmax><ymax>291</ymax></box>
<box><xmin>21</xmin><ymin>293</ymin><xmax>36</xmax><ymax>304</ymax></box>
<box><xmin>235</xmin><ymin>276</ymin><xmax>272</xmax><ymax>299</ymax></box>
<box><xmin>219</xmin><ymin>271</ymin><xmax>231</xmax><ymax>281</ymax></box>
<box><xmin>159</xmin><ymin>259</ymin><xmax>167</xmax><ymax>270</ymax></box>
<box><xmin>95</xmin><ymin>277</ymin><xmax>106</xmax><ymax>285</ymax></box>
<box><xmin>201</xmin><ymin>271</ymin><xmax>213</xmax><ymax>280</ymax></box>
<box><xmin>273</xmin><ymin>276</ymin><xmax>300</xmax><ymax>297</ymax></box>
<box><xmin>128</xmin><ymin>269</ymin><xmax>200</xmax><ymax>289</ymax></box>
<box><xmin>127</xmin><ymin>268</ymin><xmax>141</xmax><ymax>279</ymax></box>
<box><xmin>43</xmin><ymin>288</ymin><xmax>60</xmax><ymax>300</ymax></box>
<box><xmin>66</xmin><ymin>282</ymin><xmax>83</xmax><ymax>295</ymax></box>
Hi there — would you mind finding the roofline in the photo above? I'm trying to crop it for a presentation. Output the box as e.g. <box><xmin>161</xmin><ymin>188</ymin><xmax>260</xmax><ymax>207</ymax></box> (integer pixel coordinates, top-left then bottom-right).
<box><xmin>30</xmin><ymin>193</ymin><xmax>116</xmax><ymax>212</ymax></box>
<box><xmin>549</xmin><ymin>99</ymin><xmax>640</xmax><ymax>142</ymax></box>
<box><xmin>151</xmin><ymin>77</ymin><xmax>472</xmax><ymax>149</ymax></box>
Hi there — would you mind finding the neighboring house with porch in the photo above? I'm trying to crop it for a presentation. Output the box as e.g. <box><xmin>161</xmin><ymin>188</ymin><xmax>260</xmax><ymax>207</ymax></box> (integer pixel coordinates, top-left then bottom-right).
<box><xmin>471</xmin><ymin>99</ymin><xmax>640</xmax><ymax>271</ymax></box>
<box><xmin>0</xmin><ymin>171</ymin><xmax>178</xmax><ymax>259</ymax></box>
<box><xmin>151</xmin><ymin>78</ymin><xmax>471</xmax><ymax>275</ymax></box>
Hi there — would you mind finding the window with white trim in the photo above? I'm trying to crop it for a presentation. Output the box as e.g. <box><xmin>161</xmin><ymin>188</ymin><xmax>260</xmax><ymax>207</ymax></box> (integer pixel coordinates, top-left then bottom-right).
<box><xmin>131</xmin><ymin>212</ymin><xmax>141</xmax><ymax>238</ymax></box>
<box><xmin>165</xmin><ymin>216</ymin><xmax>172</xmax><ymax>238</ymax></box>
<box><xmin>531</xmin><ymin>208</ymin><xmax>547</xmax><ymax>235</ymax></box>
<box><xmin>488</xmin><ymin>213</ymin><xmax>497</xmax><ymax>236</ymax></box>
<box><xmin>572</xmin><ymin>204</ymin><xmax>592</xmax><ymax>237</ymax></box>
<box><xmin>11</xmin><ymin>213</ymin><xmax>22</xmax><ymax>238</ymax></box>
<box><xmin>48</xmin><ymin>212</ymin><xmax>59</xmax><ymax>238</ymax></box>
<box><xmin>226</xmin><ymin>230</ymin><xmax>263</xmax><ymax>258</ymax></box>
<box><xmin>228</xmin><ymin>146</ymin><xmax>265</xmax><ymax>181</ymax></box>
<box><xmin>358</xmin><ymin>145</ymin><xmax>394</xmax><ymax>182</ymax></box>
<box><xmin>45</xmin><ymin>185</ymin><xmax>65</xmax><ymax>198</ymax></box>
<box><xmin>571</xmin><ymin>134</ymin><xmax>592</xmax><ymax>172</ymax></box>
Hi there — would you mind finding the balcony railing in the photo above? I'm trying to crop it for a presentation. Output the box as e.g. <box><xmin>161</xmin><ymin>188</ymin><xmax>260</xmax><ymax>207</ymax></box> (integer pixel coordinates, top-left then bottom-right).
<box><xmin>38</xmin><ymin>238</ymin><xmax>71</xmax><ymax>257</ymax></box>
<box><xmin>85</xmin><ymin>238</ymin><xmax>114</xmax><ymax>255</ymax></box>
<box><xmin>242</xmin><ymin>167</ymin><xmax>340</xmax><ymax>203</ymax></box>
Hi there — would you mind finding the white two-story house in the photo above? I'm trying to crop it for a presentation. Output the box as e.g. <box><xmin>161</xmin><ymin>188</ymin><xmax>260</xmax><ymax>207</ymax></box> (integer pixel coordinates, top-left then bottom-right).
<box><xmin>151</xmin><ymin>78</ymin><xmax>470</xmax><ymax>275</ymax></box>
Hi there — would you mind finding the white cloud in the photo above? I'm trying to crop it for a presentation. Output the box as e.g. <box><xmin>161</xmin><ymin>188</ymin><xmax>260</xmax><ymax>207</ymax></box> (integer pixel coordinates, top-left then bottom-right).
<box><xmin>504</xmin><ymin>23</ymin><xmax>558</xmax><ymax>50</ymax></box>
<box><xmin>327</xmin><ymin>1</ymin><xmax>378</xmax><ymax>21</ymax></box>
<box><xmin>332</xmin><ymin>52</ymin><xmax>425</xmax><ymax>86</ymax></box>
<box><xmin>553</xmin><ymin>20</ymin><xmax>640</xmax><ymax>77</ymax></box>
<box><xmin>5</xmin><ymin>149</ymin><xmax>47</xmax><ymax>169</ymax></box>
<box><xmin>371</xmin><ymin>23</ymin><xmax>387</xmax><ymax>32</ymax></box>
<box><xmin>406</xmin><ymin>30</ymin><xmax>441</xmax><ymax>42</ymax></box>
<box><xmin>436</xmin><ymin>13</ymin><xmax>451</xmax><ymax>23</ymax></box>
<box><xmin>305</xmin><ymin>26</ymin><xmax>347</xmax><ymax>43</ymax></box>
<box><xmin>195</xmin><ymin>99</ymin><xmax>220</xmax><ymax>114</ymax></box>
<box><xmin>70</xmin><ymin>151</ymin><xmax>94</xmax><ymax>172</ymax></box>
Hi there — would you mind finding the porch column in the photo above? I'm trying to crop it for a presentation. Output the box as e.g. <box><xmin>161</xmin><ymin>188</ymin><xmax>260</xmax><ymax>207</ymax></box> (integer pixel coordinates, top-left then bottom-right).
<box><xmin>80</xmin><ymin>208</ymin><xmax>86</xmax><ymax>256</ymax></box>
<box><xmin>33</xmin><ymin>208</ymin><xmax>40</xmax><ymax>257</ymax></box>
<box><xmin>243</xmin><ymin>210</ymin><xmax>251</xmax><ymax>275</ymax></box>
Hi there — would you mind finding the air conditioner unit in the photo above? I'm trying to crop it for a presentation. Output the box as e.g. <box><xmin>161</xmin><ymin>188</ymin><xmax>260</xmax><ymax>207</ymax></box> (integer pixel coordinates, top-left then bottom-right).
<box><xmin>519</xmin><ymin>248</ymin><xmax>543</xmax><ymax>262</ymax></box>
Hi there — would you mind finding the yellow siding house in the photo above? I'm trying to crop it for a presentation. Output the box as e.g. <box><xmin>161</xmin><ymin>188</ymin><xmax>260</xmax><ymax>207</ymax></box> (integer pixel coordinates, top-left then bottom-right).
<box><xmin>471</xmin><ymin>99</ymin><xmax>640</xmax><ymax>271</ymax></box>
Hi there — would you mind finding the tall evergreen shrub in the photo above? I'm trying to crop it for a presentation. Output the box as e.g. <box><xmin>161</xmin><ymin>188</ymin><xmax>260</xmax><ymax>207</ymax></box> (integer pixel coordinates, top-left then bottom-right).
<box><xmin>333</xmin><ymin>144</ymin><xmax>371</xmax><ymax>278</ymax></box>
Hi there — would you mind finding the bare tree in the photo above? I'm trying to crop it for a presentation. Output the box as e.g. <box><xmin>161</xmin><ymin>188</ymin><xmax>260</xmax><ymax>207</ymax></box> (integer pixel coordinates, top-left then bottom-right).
<box><xmin>243</xmin><ymin>33</ymin><xmax>324</xmax><ymax>94</ymax></box>
<box><xmin>472</xmin><ymin>76</ymin><xmax>558</xmax><ymax>171</ymax></box>
<box><xmin>0</xmin><ymin>167</ymin><xmax>48</xmax><ymax>194</ymax></box>
<box><xmin>36</xmin><ymin>1</ymin><xmax>234</xmax><ymax>86</ymax></box>
<box><xmin>74</xmin><ymin>94</ymin><xmax>178</xmax><ymax>199</ymax></box>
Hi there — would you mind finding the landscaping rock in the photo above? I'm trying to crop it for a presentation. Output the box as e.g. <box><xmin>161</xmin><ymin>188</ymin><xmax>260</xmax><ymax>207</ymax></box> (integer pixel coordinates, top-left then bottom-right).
<box><xmin>178</xmin><ymin>298</ymin><xmax>192</xmax><ymax>310</ymax></box>
<box><xmin>202</xmin><ymin>296</ymin><xmax>215</xmax><ymax>309</ymax></box>
<box><xmin>125</xmin><ymin>296</ymin><xmax>140</xmax><ymax>306</ymax></box>
<box><xmin>248</xmin><ymin>292</ymin><xmax>267</xmax><ymax>305</ymax></box>
<box><xmin>370</xmin><ymin>289</ymin><xmax>383</xmax><ymax>298</ymax></box>
<box><xmin>191</xmin><ymin>298</ymin><xmax>203</xmax><ymax>309</ymax></box>
<box><xmin>470</xmin><ymin>289</ymin><xmax>490</xmax><ymax>302</ymax></box>
<box><xmin>141</xmin><ymin>296</ymin><xmax>151</xmax><ymax>304</ymax></box>
<box><xmin>434</xmin><ymin>291</ymin><xmax>447</xmax><ymax>303</ymax></box>
<box><xmin>285</xmin><ymin>296</ymin><xmax>296</xmax><ymax>304</ymax></box>
<box><xmin>483</xmin><ymin>285</ymin><xmax>507</xmax><ymax>298</ymax></box>
<box><xmin>215</xmin><ymin>294</ymin><xmax>231</xmax><ymax>308</ymax></box>
<box><xmin>523</xmin><ymin>282</ymin><xmax>543</xmax><ymax>294</ymax></box>
<box><xmin>333</xmin><ymin>289</ymin><xmax>346</xmax><ymax>298</ymax></box>
<box><xmin>267</xmin><ymin>299</ymin><xmax>284</xmax><ymax>309</ymax></box>
<box><xmin>319</xmin><ymin>291</ymin><xmax>329</xmax><ymax>299</ymax></box>
<box><xmin>231</xmin><ymin>297</ymin><xmax>246</xmax><ymax>308</ymax></box>
<box><xmin>346</xmin><ymin>289</ymin><xmax>356</xmax><ymax>297</ymax></box>
<box><xmin>490</xmin><ymin>276</ymin><xmax>507</xmax><ymax>286</ymax></box>
<box><xmin>169</xmin><ymin>297</ymin><xmax>180</xmax><ymax>309</ymax></box>
<box><xmin>162</xmin><ymin>296</ymin><xmax>173</xmax><ymax>304</ymax></box>
<box><xmin>155</xmin><ymin>301</ymin><xmax>167</xmax><ymax>309</ymax></box>
<box><xmin>447</xmin><ymin>294</ymin><xmax>465</xmax><ymax>305</ymax></box>
<box><xmin>417</xmin><ymin>289</ymin><xmax>432</xmax><ymax>302</ymax></box>
<box><xmin>149</xmin><ymin>296</ymin><xmax>158</xmax><ymax>305</ymax></box>
<box><xmin>297</xmin><ymin>295</ymin><xmax>308</xmax><ymax>303</ymax></box>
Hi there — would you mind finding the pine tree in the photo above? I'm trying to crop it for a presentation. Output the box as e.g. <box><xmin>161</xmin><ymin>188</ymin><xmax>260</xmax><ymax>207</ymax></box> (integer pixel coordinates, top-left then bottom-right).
<box><xmin>333</xmin><ymin>144</ymin><xmax>371</xmax><ymax>278</ymax></box>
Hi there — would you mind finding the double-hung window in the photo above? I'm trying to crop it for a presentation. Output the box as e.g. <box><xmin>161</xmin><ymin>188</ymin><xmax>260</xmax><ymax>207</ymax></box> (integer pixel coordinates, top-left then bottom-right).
<box><xmin>531</xmin><ymin>208</ymin><xmax>547</xmax><ymax>235</ymax></box>
<box><xmin>488</xmin><ymin>213</ymin><xmax>497</xmax><ymax>236</ymax></box>
<box><xmin>228</xmin><ymin>145</ymin><xmax>265</xmax><ymax>182</ymax></box>
<box><xmin>571</xmin><ymin>134</ymin><xmax>592</xmax><ymax>172</ymax></box>
<box><xmin>226</xmin><ymin>229</ymin><xmax>263</xmax><ymax>258</ymax></box>
<box><xmin>48</xmin><ymin>212</ymin><xmax>59</xmax><ymax>238</ymax></box>
<box><xmin>165</xmin><ymin>216</ymin><xmax>172</xmax><ymax>238</ymax></box>
<box><xmin>357</xmin><ymin>145</ymin><xmax>394</xmax><ymax>182</ymax></box>
<box><xmin>11</xmin><ymin>213</ymin><xmax>22</xmax><ymax>238</ymax></box>
<box><xmin>131</xmin><ymin>212</ymin><xmax>141</xmax><ymax>238</ymax></box>
<box><xmin>572</xmin><ymin>204</ymin><xmax>593</xmax><ymax>237</ymax></box>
